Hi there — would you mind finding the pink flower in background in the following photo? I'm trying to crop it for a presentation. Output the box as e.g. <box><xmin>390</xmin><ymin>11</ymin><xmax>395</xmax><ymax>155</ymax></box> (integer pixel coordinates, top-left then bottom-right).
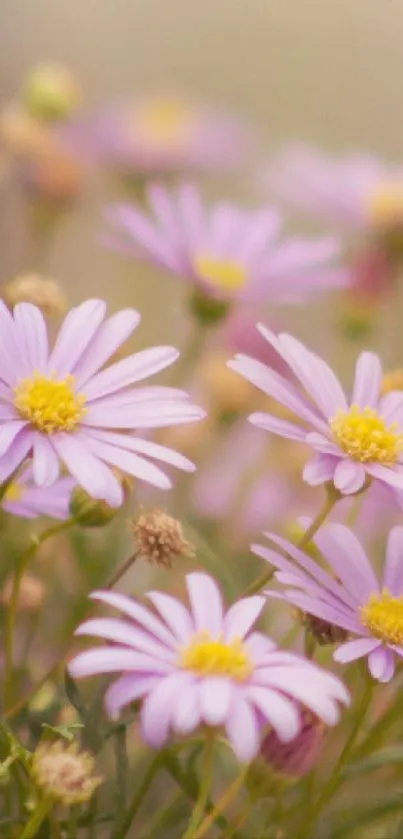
<box><xmin>2</xmin><ymin>465</ymin><xmax>75</xmax><ymax>519</ymax></box>
<box><xmin>228</xmin><ymin>326</ymin><xmax>403</xmax><ymax>499</ymax></box>
<box><xmin>0</xmin><ymin>299</ymin><xmax>204</xmax><ymax>507</ymax></box>
<box><xmin>63</xmin><ymin>96</ymin><xmax>252</xmax><ymax>176</ymax></box>
<box><xmin>255</xmin><ymin>522</ymin><xmax>403</xmax><ymax>682</ymax></box>
<box><xmin>69</xmin><ymin>572</ymin><xmax>349</xmax><ymax>762</ymax></box>
<box><xmin>104</xmin><ymin>182</ymin><xmax>347</xmax><ymax>301</ymax></box>
<box><xmin>264</xmin><ymin>144</ymin><xmax>403</xmax><ymax>234</ymax></box>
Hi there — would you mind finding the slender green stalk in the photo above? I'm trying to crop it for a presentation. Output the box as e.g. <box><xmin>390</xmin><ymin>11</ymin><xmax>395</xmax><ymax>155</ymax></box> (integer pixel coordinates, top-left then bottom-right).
<box><xmin>67</xmin><ymin>805</ymin><xmax>79</xmax><ymax>839</ymax></box>
<box><xmin>192</xmin><ymin>771</ymin><xmax>247</xmax><ymax>839</ymax></box>
<box><xmin>3</xmin><ymin>517</ymin><xmax>76</xmax><ymax>710</ymax></box>
<box><xmin>182</xmin><ymin>735</ymin><xmax>215</xmax><ymax>839</ymax></box>
<box><xmin>20</xmin><ymin>799</ymin><xmax>52</xmax><ymax>839</ymax></box>
<box><xmin>111</xmin><ymin>753</ymin><xmax>163</xmax><ymax>839</ymax></box>
<box><xmin>114</xmin><ymin>725</ymin><xmax>129</xmax><ymax>813</ymax></box>
<box><xmin>244</xmin><ymin>490</ymin><xmax>339</xmax><ymax>596</ymax></box>
<box><xmin>296</xmin><ymin>679</ymin><xmax>374</xmax><ymax>839</ymax></box>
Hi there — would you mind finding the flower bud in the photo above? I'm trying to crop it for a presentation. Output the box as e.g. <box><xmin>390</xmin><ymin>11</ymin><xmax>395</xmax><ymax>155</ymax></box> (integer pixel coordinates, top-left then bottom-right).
<box><xmin>22</xmin><ymin>64</ymin><xmax>81</xmax><ymax>122</ymax></box>
<box><xmin>189</xmin><ymin>286</ymin><xmax>230</xmax><ymax>326</ymax></box>
<box><xmin>2</xmin><ymin>274</ymin><xmax>67</xmax><ymax>315</ymax></box>
<box><xmin>70</xmin><ymin>487</ymin><xmax>117</xmax><ymax>528</ymax></box>
<box><xmin>257</xmin><ymin>710</ymin><xmax>325</xmax><ymax>782</ymax></box>
<box><xmin>130</xmin><ymin>508</ymin><xmax>195</xmax><ymax>567</ymax></box>
<box><xmin>31</xmin><ymin>740</ymin><xmax>102</xmax><ymax>805</ymax></box>
<box><xmin>303</xmin><ymin>613</ymin><xmax>348</xmax><ymax>646</ymax></box>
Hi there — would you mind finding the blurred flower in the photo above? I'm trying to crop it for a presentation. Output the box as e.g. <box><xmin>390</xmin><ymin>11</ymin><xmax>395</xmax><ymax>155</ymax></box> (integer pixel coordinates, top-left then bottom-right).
<box><xmin>31</xmin><ymin>740</ymin><xmax>102</xmax><ymax>805</ymax></box>
<box><xmin>131</xmin><ymin>508</ymin><xmax>195</xmax><ymax>566</ymax></box>
<box><xmin>66</xmin><ymin>95</ymin><xmax>251</xmax><ymax>177</ymax></box>
<box><xmin>255</xmin><ymin>522</ymin><xmax>403</xmax><ymax>682</ymax></box>
<box><xmin>2</xmin><ymin>464</ymin><xmax>74</xmax><ymax>519</ymax></box>
<box><xmin>0</xmin><ymin>299</ymin><xmax>204</xmax><ymax>506</ymax></box>
<box><xmin>229</xmin><ymin>326</ymin><xmax>403</xmax><ymax>500</ymax></box>
<box><xmin>2</xmin><ymin>274</ymin><xmax>67</xmax><ymax>315</ymax></box>
<box><xmin>69</xmin><ymin>572</ymin><xmax>349</xmax><ymax>763</ymax></box>
<box><xmin>104</xmin><ymin>183</ymin><xmax>346</xmax><ymax>304</ymax></box>
<box><xmin>22</xmin><ymin>63</ymin><xmax>81</xmax><ymax>122</ymax></box>
<box><xmin>265</xmin><ymin>144</ymin><xmax>403</xmax><ymax>238</ymax></box>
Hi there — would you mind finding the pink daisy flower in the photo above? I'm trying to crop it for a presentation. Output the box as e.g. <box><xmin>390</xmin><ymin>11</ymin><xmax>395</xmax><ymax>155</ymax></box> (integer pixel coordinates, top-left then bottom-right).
<box><xmin>64</xmin><ymin>96</ymin><xmax>251</xmax><ymax>177</ymax></box>
<box><xmin>103</xmin><ymin>182</ymin><xmax>346</xmax><ymax>302</ymax></box>
<box><xmin>68</xmin><ymin>572</ymin><xmax>349</xmax><ymax>762</ymax></box>
<box><xmin>2</xmin><ymin>464</ymin><xmax>75</xmax><ymax>519</ymax></box>
<box><xmin>254</xmin><ymin>522</ymin><xmax>403</xmax><ymax>683</ymax></box>
<box><xmin>228</xmin><ymin>326</ymin><xmax>403</xmax><ymax>499</ymax></box>
<box><xmin>264</xmin><ymin>144</ymin><xmax>403</xmax><ymax>235</ymax></box>
<box><xmin>0</xmin><ymin>299</ymin><xmax>204</xmax><ymax>507</ymax></box>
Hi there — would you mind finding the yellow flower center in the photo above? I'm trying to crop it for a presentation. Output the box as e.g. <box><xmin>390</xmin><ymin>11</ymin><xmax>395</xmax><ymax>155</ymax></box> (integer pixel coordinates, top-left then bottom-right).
<box><xmin>329</xmin><ymin>405</ymin><xmax>403</xmax><ymax>463</ymax></box>
<box><xmin>3</xmin><ymin>483</ymin><xmax>24</xmax><ymax>503</ymax></box>
<box><xmin>381</xmin><ymin>369</ymin><xmax>403</xmax><ymax>396</ymax></box>
<box><xmin>14</xmin><ymin>374</ymin><xmax>86</xmax><ymax>434</ymax></box>
<box><xmin>368</xmin><ymin>185</ymin><xmax>403</xmax><ymax>227</ymax></box>
<box><xmin>180</xmin><ymin>632</ymin><xmax>252</xmax><ymax>681</ymax></box>
<box><xmin>134</xmin><ymin>99</ymin><xmax>194</xmax><ymax>145</ymax></box>
<box><xmin>194</xmin><ymin>256</ymin><xmax>246</xmax><ymax>291</ymax></box>
<box><xmin>360</xmin><ymin>589</ymin><xmax>403</xmax><ymax>645</ymax></box>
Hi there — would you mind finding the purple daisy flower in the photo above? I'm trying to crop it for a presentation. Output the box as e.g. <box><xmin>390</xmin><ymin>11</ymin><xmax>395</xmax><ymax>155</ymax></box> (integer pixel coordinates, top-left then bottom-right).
<box><xmin>68</xmin><ymin>572</ymin><xmax>349</xmax><ymax>762</ymax></box>
<box><xmin>228</xmin><ymin>325</ymin><xmax>403</xmax><ymax>499</ymax></box>
<box><xmin>2</xmin><ymin>464</ymin><xmax>75</xmax><ymax>519</ymax></box>
<box><xmin>254</xmin><ymin>522</ymin><xmax>403</xmax><ymax>683</ymax></box>
<box><xmin>0</xmin><ymin>299</ymin><xmax>204</xmax><ymax>507</ymax></box>
<box><xmin>103</xmin><ymin>182</ymin><xmax>347</xmax><ymax>302</ymax></box>
<box><xmin>264</xmin><ymin>144</ymin><xmax>403</xmax><ymax>235</ymax></box>
<box><xmin>63</xmin><ymin>96</ymin><xmax>251</xmax><ymax>177</ymax></box>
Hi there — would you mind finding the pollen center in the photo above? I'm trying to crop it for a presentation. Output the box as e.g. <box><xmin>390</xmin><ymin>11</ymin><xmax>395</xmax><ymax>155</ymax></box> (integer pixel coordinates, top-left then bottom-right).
<box><xmin>368</xmin><ymin>185</ymin><xmax>403</xmax><ymax>227</ymax></box>
<box><xmin>136</xmin><ymin>99</ymin><xmax>193</xmax><ymax>145</ymax></box>
<box><xmin>14</xmin><ymin>374</ymin><xmax>86</xmax><ymax>434</ymax></box>
<box><xmin>360</xmin><ymin>589</ymin><xmax>403</xmax><ymax>645</ymax></box>
<box><xmin>180</xmin><ymin>632</ymin><xmax>252</xmax><ymax>681</ymax></box>
<box><xmin>194</xmin><ymin>256</ymin><xmax>246</xmax><ymax>291</ymax></box>
<box><xmin>329</xmin><ymin>405</ymin><xmax>403</xmax><ymax>463</ymax></box>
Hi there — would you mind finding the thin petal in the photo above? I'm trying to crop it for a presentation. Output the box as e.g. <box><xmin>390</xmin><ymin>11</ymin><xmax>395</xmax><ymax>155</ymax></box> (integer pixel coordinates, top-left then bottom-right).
<box><xmin>49</xmin><ymin>300</ymin><xmax>107</xmax><ymax>376</ymax></box>
<box><xmin>313</xmin><ymin>523</ymin><xmax>379</xmax><ymax>602</ymax></box>
<box><xmin>0</xmin><ymin>430</ymin><xmax>33</xmax><ymax>482</ymax></box>
<box><xmin>333</xmin><ymin>459</ymin><xmax>366</xmax><ymax>494</ymax></box>
<box><xmin>74</xmin><ymin>309</ymin><xmax>141</xmax><ymax>386</ymax></box>
<box><xmin>333</xmin><ymin>638</ymin><xmax>380</xmax><ymax>664</ymax></box>
<box><xmin>223</xmin><ymin>596</ymin><xmax>265</xmax><ymax>642</ymax></box>
<box><xmin>105</xmin><ymin>674</ymin><xmax>159</xmax><ymax>719</ymax></box>
<box><xmin>75</xmin><ymin>618</ymin><xmax>176</xmax><ymax>662</ymax></box>
<box><xmin>303</xmin><ymin>455</ymin><xmax>337</xmax><ymax>485</ymax></box>
<box><xmin>68</xmin><ymin>647</ymin><xmax>171</xmax><ymax>677</ymax></box>
<box><xmin>14</xmin><ymin>303</ymin><xmax>49</xmax><ymax>373</ymax></box>
<box><xmin>383</xmin><ymin>526</ymin><xmax>403</xmax><ymax>594</ymax></box>
<box><xmin>84</xmin><ymin>347</ymin><xmax>179</xmax><ymax>401</ymax></box>
<box><xmin>32</xmin><ymin>434</ymin><xmax>60</xmax><ymax>486</ymax></box>
<box><xmin>51</xmin><ymin>433</ymin><xmax>123</xmax><ymax>507</ymax></box>
<box><xmin>368</xmin><ymin>646</ymin><xmax>396</xmax><ymax>682</ymax></box>
<box><xmin>141</xmin><ymin>673</ymin><xmax>190</xmax><ymax>748</ymax></box>
<box><xmin>147</xmin><ymin>591</ymin><xmax>194</xmax><ymax>642</ymax></box>
<box><xmin>247</xmin><ymin>685</ymin><xmax>300</xmax><ymax>742</ymax></box>
<box><xmin>201</xmin><ymin>677</ymin><xmax>232</xmax><ymax>726</ymax></box>
<box><xmin>352</xmin><ymin>352</ymin><xmax>382</xmax><ymax>408</ymax></box>
<box><xmin>171</xmin><ymin>680</ymin><xmax>201</xmax><ymax>735</ymax></box>
<box><xmin>249</xmin><ymin>412</ymin><xmax>307</xmax><ymax>441</ymax></box>
<box><xmin>186</xmin><ymin>573</ymin><xmax>223</xmax><ymax>637</ymax></box>
<box><xmin>90</xmin><ymin>591</ymin><xmax>178</xmax><ymax>647</ymax></box>
<box><xmin>78</xmin><ymin>433</ymin><xmax>172</xmax><ymax>490</ymax></box>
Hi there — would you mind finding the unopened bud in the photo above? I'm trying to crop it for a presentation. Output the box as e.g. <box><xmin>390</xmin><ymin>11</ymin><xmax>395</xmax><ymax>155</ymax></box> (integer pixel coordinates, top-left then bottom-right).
<box><xmin>70</xmin><ymin>487</ymin><xmax>117</xmax><ymax>528</ymax></box>
<box><xmin>3</xmin><ymin>274</ymin><xmax>67</xmax><ymax>315</ymax></box>
<box><xmin>31</xmin><ymin>740</ymin><xmax>102</xmax><ymax>805</ymax></box>
<box><xmin>22</xmin><ymin>64</ymin><xmax>81</xmax><ymax>122</ymax></box>
<box><xmin>303</xmin><ymin>613</ymin><xmax>348</xmax><ymax>646</ymax></box>
<box><xmin>131</xmin><ymin>508</ymin><xmax>195</xmax><ymax>567</ymax></box>
<box><xmin>1</xmin><ymin>573</ymin><xmax>44</xmax><ymax>612</ymax></box>
<box><xmin>256</xmin><ymin>710</ymin><xmax>325</xmax><ymax>783</ymax></box>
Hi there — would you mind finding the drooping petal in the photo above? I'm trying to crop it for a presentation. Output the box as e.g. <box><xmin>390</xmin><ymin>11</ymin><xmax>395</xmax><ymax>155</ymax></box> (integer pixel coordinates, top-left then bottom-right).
<box><xmin>333</xmin><ymin>638</ymin><xmax>380</xmax><ymax>664</ymax></box>
<box><xmin>303</xmin><ymin>455</ymin><xmax>337</xmax><ymax>485</ymax></box>
<box><xmin>247</xmin><ymin>685</ymin><xmax>300</xmax><ymax>743</ymax></box>
<box><xmin>333</xmin><ymin>459</ymin><xmax>366</xmax><ymax>494</ymax></box>
<box><xmin>225</xmin><ymin>694</ymin><xmax>260</xmax><ymax>762</ymax></box>
<box><xmin>368</xmin><ymin>646</ymin><xmax>396</xmax><ymax>682</ymax></box>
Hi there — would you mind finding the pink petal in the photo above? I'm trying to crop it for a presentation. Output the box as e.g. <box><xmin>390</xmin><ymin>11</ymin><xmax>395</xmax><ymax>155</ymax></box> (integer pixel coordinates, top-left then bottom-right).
<box><xmin>49</xmin><ymin>300</ymin><xmax>107</xmax><ymax>376</ymax></box>
<box><xmin>140</xmin><ymin>673</ymin><xmax>190</xmax><ymax>748</ymax></box>
<box><xmin>249</xmin><ymin>412</ymin><xmax>307</xmax><ymax>441</ymax></box>
<box><xmin>303</xmin><ymin>455</ymin><xmax>337</xmax><ymax>485</ymax></box>
<box><xmin>51</xmin><ymin>432</ymin><xmax>123</xmax><ymax>507</ymax></box>
<box><xmin>78</xmin><ymin>432</ymin><xmax>172</xmax><ymax>489</ymax></box>
<box><xmin>0</xmin><ymin>430</ymin><xmax>33</xmax><ymax>481</ymax></box>
<box><xmin>247</xmin><ymin>685</ymin><xmax>300</xmax><ymax>742</ymax></box>
<box><xmin>368</xmin><ymin>646</ymin><xmax>396</xmax><ymax>682</ymax></box>
<box><xmin>333</xmin><ymin>638</ymin><xmax>380</xmax><ymax>664</ymax></box>
<box><xmin>75</xmin><ymin>618</ymin><xmax>176</xmax><ymax>662</ymax></box>
<box><xmin>333</xmin><ymin>459</ymin><xmax>366</xmax><ymax>494</ymax></box>
<box><xmin>383</xmin><ymin>526</ymin><xmax>403</xmax><ymax>594</ymax></box>
<box><xmin>74</xmin><ymin>309</ymin><xmax>141</xmax><ymax>386</ymax></box>
<box><xmin>0</xmin><ymin>421</ymin><xmax>28</xmax><ymax>457</ymax></box>
<box><xmin>223</xmin><ymin>596</ymin><xmax>265</xmax><ymax>642</ymax></box>
<box><xmin>186</xmin><ymin>573</ymin><xmax>223</xmax><ymax>637</ymax></box>
<box><xmin>200</xmin><ymin>677</ymin><xmax>232</xmax><ymax>726</ymax></box>
<box><xmin>366</xmin><ymin>463</ymin><xmax>403</xmax><ymax>490</ymax></box>
<box><xmin>258</xmin><ymin>667</ymin><xmax>347</xmax><ymax>725</ymax></box>
<box><xmin>83</xmin><ymin>429</ymin><xmax>195</xmax><ymax>472</ymax></box>
<box><xmin>352</xmin><ymin>352</ymin><xmax>382</xmax><ymax>408</ymax></box>
<box><xmin>90</xmin><ymin>591</ymin><xmax>178</xmax><ymax>647</ymax></box>
<box><xmin>171</xmin><ymin>680</ymin><xmax>201</xmax><ymax>735</ymax></box>
<box><xmin>68</xmin><ymin>647</ymin><xmax>171</xmax><ymax>678</ymax></box>
<box><xmin>225</xmin><ymin>694</ymin><xmax>260</xmax><ymax>762</ymax></box>
<box><xmin>146</xmin><ymin>591</ymin><xmax>194</xmax><ymax>642</ymax></box>
<box><xmin>313</xmin><ymin>523</ymin><xmax>379</xmax><ymax>602</ymax></box>
<box><xmin>32</xmin><ymin>434</ymin><xmax>60</xmax><ymax>486</ymax></box>
<box><xmin>105</xmin><ymin>674</ymin><xmax>159</xmax><ymax>719</ymax></box>
<box><xmin>84</xmin><ymin>347</ymin><xmax>179</xmax><ymax>401</ymax></box>
<box><xmin>14</xmin><ymin>303</ymin><xmax>49</xmax><ymax>374</ymax></box>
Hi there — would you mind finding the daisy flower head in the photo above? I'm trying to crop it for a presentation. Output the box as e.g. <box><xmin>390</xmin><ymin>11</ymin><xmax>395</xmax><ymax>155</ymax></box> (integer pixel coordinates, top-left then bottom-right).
<box><xmin>254</xmin><ymin>522</ymin><xmax>403</xmax><ymax>683</ymax></box>
<box><xmin>2</xmin><ymin>464</ymin><xmax>75</xmax><ymax>520</ymax></box>
<box><xmin>68</xmin><ymin>572</ymin><xmax>349</xmax><ymax>763</ymax></box>
<box><xmin>64</xmin><ymin>95</ymin><xmax>251</xmax><ymax>178</ymax></box>
<box><xmin>228</xmin><ymin>326</ymin><xmax>403</xmax><ymax>500</ymax></box>
<box><xmin>0</xmin><ymin>299</ymin><xmax>204</xmax><ymax>507</ymax></box>
<box><xmin>104</xmin><ymin>182</ymin><xmax>347</xmax><ymax>312</ymax></box>
<box><xmin>265</xmin><ymin>144</ymin><xmax>403</xmax><ymax>252</ymax></box>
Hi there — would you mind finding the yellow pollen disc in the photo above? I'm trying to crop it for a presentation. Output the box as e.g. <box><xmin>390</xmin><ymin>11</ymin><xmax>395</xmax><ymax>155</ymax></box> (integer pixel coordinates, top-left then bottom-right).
<box><xmin>3</xmin><ymin>483</ymin><xmax>24</xmax><ymax>503</ymax></box>
<box><xmin>381</xmin><ymin>369</ymin><xmax>403</xmax><ymax>396</ymax></box>
<box><xmin>360</xmin><ymin>589</ymin><xmax>403</xmax><ymax>645</ymax></box>
<box><xmin>180</xmin><ymin>632</ymin><xmax>252</xmax><ymax>681</ymax></box>
<box><xmin>329</xmin><ymin>405</ymin><xmax>403</xmax><ymax>464</ymax></box>
<box><xmin>368</xmin><ymin>185</ymin><xmax>403</xmax><ymax>227</ymax></box>
<box><xmin>14</xmin><ymin>374</ymin><xmax>87</xmax><ymax>434</ymax></box>
<box><xmin>135</xmin><ymin>99</ymin><xmax>194</xmax><ymax>144</ymax></box>
<box><xmin>194</xmin><ymin>256</ymin><xmax>246</xmax><ymax>291</ymax></box>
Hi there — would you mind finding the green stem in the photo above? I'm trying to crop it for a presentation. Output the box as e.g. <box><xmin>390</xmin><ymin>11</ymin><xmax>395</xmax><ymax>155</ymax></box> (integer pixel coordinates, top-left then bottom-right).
<box><xmin>192</xmin><ymin>772</ymin><xmax>247</xmax><ymax>839</ymax></box>
<box><xmin>114</xmin><ymin>725</ymin><xmax>129</xmax><ymax>813</ymax></box>
<box><xmin>297</xmin><ymin>679</ymin><xmax>373</xmax><ymax>839</ymax></box>
<box><xmin>20</xmin><ymin>799</ymin><xmax>52</xmax><ymax>839</ymax></box>
<box><xmin>244</xmin><ymin>490</ymin><xmax>339</xmax><ymax>596</ymax></box>
<box><xmin>67</xmin><ymin>805</ymin><xmax>79</xmax><ymax>839</ymax></box>
<box><xmin>182</xmin><ymin>735</ymin><xmax>215</xmax><ymax>839</ymax></box>
<box><xmin>3</xmin><ymin>517</ymin><xmax>76</xmax><ymax>710</ymax></box>
<box><xmin>111</xmin><ymin>753</ymin><xmax>163</xmax><ymax>839</ymax></box>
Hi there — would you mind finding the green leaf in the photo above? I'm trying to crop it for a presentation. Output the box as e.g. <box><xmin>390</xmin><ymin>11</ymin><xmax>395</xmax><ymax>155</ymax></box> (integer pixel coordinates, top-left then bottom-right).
<box><xmin>41</xmin><ymin>722</ymin><xmax>84</xmax><ymax>742</ymax></box>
